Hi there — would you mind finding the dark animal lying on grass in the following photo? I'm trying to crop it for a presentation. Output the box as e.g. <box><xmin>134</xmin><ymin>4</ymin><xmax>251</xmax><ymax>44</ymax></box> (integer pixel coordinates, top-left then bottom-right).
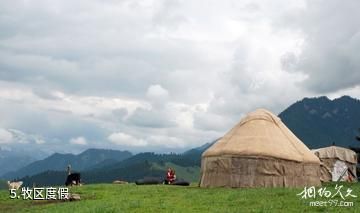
<box><xmin>164</xmin><ymin>179</ymin><xmax>190</xmax><ymax>186</ymax></box>
<box><xmin>65</xmin><ymin>173</ymin><xmax>81</xmax><ymax>186</ymax></box>
<box><xmin>135</xmin><ymin>177</ymin><xmax>163</xmax><ymax>185</ymax></box>
<box><xmin>135</xmin><ymin>177</ymin><xmax>190</xmax><ymax>186</ymax></box>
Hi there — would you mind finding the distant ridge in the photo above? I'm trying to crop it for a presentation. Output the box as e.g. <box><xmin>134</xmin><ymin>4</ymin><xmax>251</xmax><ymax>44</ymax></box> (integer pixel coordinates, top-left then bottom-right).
<box><xmin>16</xmin><ymin>142</ymin><xmax>212</xmax><ymax>186</ymax></box>
<box><xmin>0</xmin><ymin>149</ymin><xmax>40</xmax><ymax>177</ymax></box>
<box><xmin>279</xmin><ymin>95</ymin><xmax>360</xmax><ymax>149</ymax></box>
<box><xmin>2</xmin><ymin>148</ymin><xmax>132</xmax><ymax>179</ymax></box>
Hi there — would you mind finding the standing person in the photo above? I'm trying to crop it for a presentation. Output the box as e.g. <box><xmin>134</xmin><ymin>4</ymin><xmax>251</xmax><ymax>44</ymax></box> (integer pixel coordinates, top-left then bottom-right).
<box><xmin>67</xmin><ymin>164</ymin><xmax>72</xmax><ymax>175</ymax></box>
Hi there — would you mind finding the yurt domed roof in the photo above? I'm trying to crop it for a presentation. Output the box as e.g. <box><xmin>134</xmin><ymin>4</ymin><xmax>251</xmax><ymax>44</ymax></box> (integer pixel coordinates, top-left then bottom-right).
<box><xmin>202</xmin><ymin>109</ymin><xmax>319</xmax><ymax>163</ymax></box>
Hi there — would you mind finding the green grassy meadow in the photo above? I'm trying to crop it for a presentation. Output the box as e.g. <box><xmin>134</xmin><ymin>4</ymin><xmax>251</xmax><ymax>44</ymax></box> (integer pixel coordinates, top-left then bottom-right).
<box><xmin>0</xmin><ymin>183</ymin><xmax>359</xmax><ymax>213</ymax></box>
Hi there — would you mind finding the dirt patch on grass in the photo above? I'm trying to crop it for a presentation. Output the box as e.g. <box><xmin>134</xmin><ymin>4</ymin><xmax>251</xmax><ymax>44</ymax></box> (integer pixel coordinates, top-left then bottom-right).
<box><xmin>29</xmin><ymin>193</ymin><xmax>97</xmax><ymax>206</ymax></box>
<box><xmin>0</xmin><ymin>204</ymin><xmax>17</xmax><ymax>212</ymax></box>
<box><xmin>31</xmin><ymin>199</ymin><xmax>64</xmax><ymax>206</ymax></box>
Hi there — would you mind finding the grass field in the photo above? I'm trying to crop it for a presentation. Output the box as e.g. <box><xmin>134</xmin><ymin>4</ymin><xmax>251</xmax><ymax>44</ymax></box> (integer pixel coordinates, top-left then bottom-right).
<box><xmin>0</xmin><ymin>183</ymin><xmax>359</xmax><ymax>212</ymax></box>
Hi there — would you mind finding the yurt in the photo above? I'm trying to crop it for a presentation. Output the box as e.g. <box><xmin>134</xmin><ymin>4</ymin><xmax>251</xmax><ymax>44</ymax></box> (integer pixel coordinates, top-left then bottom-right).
<box><xmin>199</xmin><ymin>109</ymin><xmax>321</xmax><ymax>188</ymax></box>
<box><xmin>312</xmin><ymin>146</ymin><xmax>357</xmax><ymax>182</ymax></box>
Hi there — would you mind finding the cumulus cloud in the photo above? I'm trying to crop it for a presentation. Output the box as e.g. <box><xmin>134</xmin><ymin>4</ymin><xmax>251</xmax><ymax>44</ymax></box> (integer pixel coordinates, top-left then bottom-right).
<box><xmin>0</xmin><ymin>128</ymin><xmax>13</xmax><ymax>144</ymax></box>
<box><xmin>108</xmin><ymin>132</ymin><xmax>147</xmax><ymax>147</ymax></box>
<box><xmin>107</xmin><ymin>131</ymin><xmax>185</xmax><ymax>149</ymax></box>
<box><xmin>279</xmin><ymin>0</ymin><xmax>360</xmax><ymax>93</ymax></box>
<box><xmin>0</xmin><ymin>0</ymin><xmax>358</xmax><ymax>153</ymax></box>
<box><xmin>146</xmin><ymin>84</ymin><xmax>169</xmax><ymax>108</ymax></box>
<box><xmin>70</xmin><ymin>136</ymin><xmax>87</xmax><ymax>145</ymax></box>
<box><xmin>0</xmin><ymin>128</ymin><xmax>47</xmax><ymax>146</ymax></box>
<box><xmin>126</xmin><ymin>107</ymin><xmax>177</xmax><ymax>128</ymax></box>
<box><xmin>147</xmin><ymin>135</ymin><xmax>185</xmax><ymax>149</ymax></box>
<box><xmin>193</xmin><ymin>111</ymin><xmax>234</xmax><ymax>132</ymax></box>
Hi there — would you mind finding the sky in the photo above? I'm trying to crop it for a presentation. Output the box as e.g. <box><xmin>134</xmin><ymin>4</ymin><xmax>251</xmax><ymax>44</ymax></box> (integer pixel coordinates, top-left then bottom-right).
<box><xmin>0</xmin><ymin>0</ymin><xmax>359</xmax><ymax>155</ymax></box>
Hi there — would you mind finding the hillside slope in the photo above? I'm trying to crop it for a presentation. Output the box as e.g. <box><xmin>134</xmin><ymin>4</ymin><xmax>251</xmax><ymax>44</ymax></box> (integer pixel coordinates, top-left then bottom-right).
<box><xmin>0</xmin><ymin>149</ymin><xmax>40</xmax><ymax>177</ymax></box>
<box><xmin>279</xmin><ymin>96</ymin><xmax>360</xmax><ymax>149</ymax></box>
<box><xmin>18</xmin><ymin>142</ymin><xmax>211</xmax><ymax>186</ymax></box>
<box><xmin>2</xmin><ymin>149</ymin><xmax>132</xmax><ymax>179</ymax></box>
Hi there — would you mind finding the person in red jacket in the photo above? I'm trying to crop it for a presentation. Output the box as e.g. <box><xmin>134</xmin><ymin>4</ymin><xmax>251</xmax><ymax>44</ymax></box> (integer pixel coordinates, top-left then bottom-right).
<box><xmin>166</xmin><ymin>168</ymin><xmax>176</xmax><ymax>184</ymax></box>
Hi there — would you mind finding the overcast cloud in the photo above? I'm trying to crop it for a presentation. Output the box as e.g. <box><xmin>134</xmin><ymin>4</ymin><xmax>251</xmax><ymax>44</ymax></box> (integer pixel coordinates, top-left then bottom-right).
<box><xmin>0</xmin><ymin>0</ymin><xmax>359</xmax><ymax>154</ymax></box>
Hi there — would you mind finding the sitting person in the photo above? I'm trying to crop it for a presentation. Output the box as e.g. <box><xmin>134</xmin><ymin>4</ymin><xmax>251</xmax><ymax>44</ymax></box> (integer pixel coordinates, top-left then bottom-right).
<box><xmin>166</xmin><ymin>168</ymin><xmax>176</xmax><ymax>184</ymax></box>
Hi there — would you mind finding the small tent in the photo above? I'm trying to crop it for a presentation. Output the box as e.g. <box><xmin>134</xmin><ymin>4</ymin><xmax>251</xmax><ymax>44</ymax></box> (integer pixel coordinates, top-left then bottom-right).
<box><xmin>200</xmin><ymin>109</ymin><xmax>321</xmax><ymax>188</ymax></box>
<box><xmin>312</xmin><ymin>146</ymin><xmax>357</xmax><ymax>182</ymax></box>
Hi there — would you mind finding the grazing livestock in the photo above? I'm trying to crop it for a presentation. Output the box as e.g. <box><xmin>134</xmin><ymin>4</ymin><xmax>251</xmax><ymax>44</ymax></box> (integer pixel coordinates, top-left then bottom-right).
<box><xmin>65</xmin><ymin>164</ymin><xmax>81</xmax><ymax>186</ymax></box>
<box><xmin>65</xmin><ymin>173</ymin><xmax>81</xmax><ymax>186</ymax></box>
<box><xmin>7</xmin><ymin>181</ymin><xmax>23</xmax><ymax>190</ymax></box>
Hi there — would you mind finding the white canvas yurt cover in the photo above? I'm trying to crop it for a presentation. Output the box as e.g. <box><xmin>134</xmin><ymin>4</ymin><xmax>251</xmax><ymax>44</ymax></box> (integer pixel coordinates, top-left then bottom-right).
<box><xmin>200</xmin><ymin>109</ymin><xmax>321</xmax><ymax>188</ymax></box>
<box><xmin>313</xmin><ymin>146</ymin><xmax>357</xmax><ymax>182</ymax></box>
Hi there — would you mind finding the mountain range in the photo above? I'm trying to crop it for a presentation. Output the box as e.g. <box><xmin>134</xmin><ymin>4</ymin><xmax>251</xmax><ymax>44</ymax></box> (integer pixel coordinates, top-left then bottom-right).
<box><xmin>2</xmin><ymin>149</ymin><xmax>132</xmax><ymax>180</ymax></box>
<box><xmin>1</xmin><ymin>95</ymin><xmax>360</xmax><ymax>187</ymax></box>
<box><xmin>279</xmin><ymin>96</ymin><xmax>360</xmax><ymax>149</ymax></box>
<box><xmin>0</xmin><ymin>148</ymin><xmax>41</xmax><ymax>177</ymax></box>
<box><xmin>9</xmin><ymin>142</ymin><xmax>213</xmax><ymax>187</ymax></box>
